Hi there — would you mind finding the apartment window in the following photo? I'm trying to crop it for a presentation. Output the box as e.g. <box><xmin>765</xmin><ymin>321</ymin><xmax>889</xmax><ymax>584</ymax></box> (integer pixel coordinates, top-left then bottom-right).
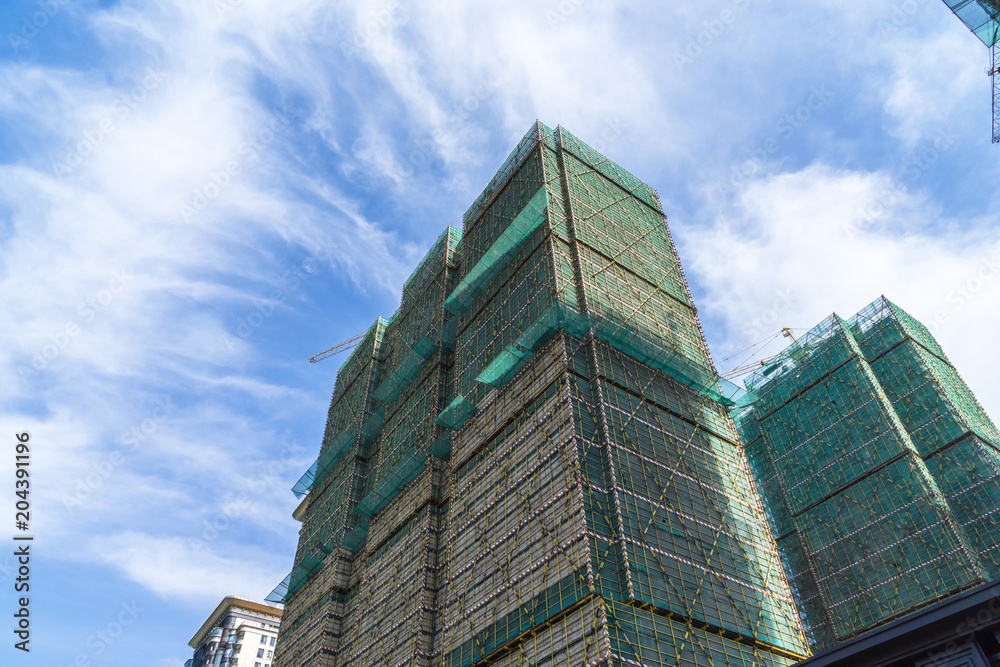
<box><xmin>269</xmin><ymin>637</ymin><xmax>275</xmax><ymax>646</ymax></box>
<box><xmin>255</xmin><ymin>663</ymin><xmax>261</xmax><ymax>667</ymax></box>
<box><xmin>257</xmin><ymin>649</ymin><xmax>264</xmax><ymax>658</ymax></box>
<box><xmin>266</xmin><ymin>651</ymin><xmax>272</xmax><ymax>658</ymax></box>
<box><xmin>260</xmin><ymin>636</ymin><xmax>267</xmax><ymax>644</ymax></box>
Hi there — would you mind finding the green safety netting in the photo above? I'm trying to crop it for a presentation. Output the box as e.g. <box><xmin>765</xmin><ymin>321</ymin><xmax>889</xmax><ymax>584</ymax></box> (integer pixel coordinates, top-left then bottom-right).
<box><xmin>593</xmin><ymin>313</ymin><xmax>751</xmax><ymax>407</ymax></box>
<box><xmin>292</xmin><ymin>408</ymin><xmax>385</xmax><ymax>499</ymax></box>
<box><xmin>439</xmin><ymin>317</ymin><xmax>458</xmax><ymax>349</ymax></box>
<box><xmin>444</xmin><ymin>186</ymin><xmax>549</xmax><ymax>316</ymax></box>
<box><xmin>429</xmin><ymin>433</ymin><xmax>452</xmax><ymax>460</ymax></box>
<box><xmin>556</xmin><ymin>126</ymin><xmax>662</xmax><ymax>213</ymax></box>
<box><xmin>474</xmin><ymin>303</ymin><xmax>592</xmax><ymax>387</ymax></box>
<box><xmin>291</xmin><ymin>460</ymin><xmax>317</xmax><ymax>499</ymax></box>
<box><xmin>943</xmin><ymin>0</ymin><xmax>1000</xmax><ymax>46</ymax></box>
<box><xmin>355</xmin><ymin>451</ymin><xmax>428</xmax><ymax>520</ymax></box>
<box><xmin>434</xmin><ymin>394</ymin><xmax>477</xmax><ymax>430</ymax></box>
<box><xmin>309</xmin><ymin>428</ymin><xmax>355</xmax><ymax>490</ymax></box>
<box><xmin>738</xmin><ymin>295</ymin><xmax>1000</xmax><ymax>650</ymax></box>
<box><xmin>401</xmin><ymin>226</ymin><xmax>462</xmax><ymax>299</ymax></box>
<box><xmin>266</xmin><ymin>552</ymin><xmax>325</xmax><ymax>604</ymax></box>
<box><xmin>373</xmin><ymin>337</ymin><xmax>437</xmax><ymax>403</ymax></box>
<box><xmin>265</xmin><ymin>573</ymin><xmax>290</xmax><ymax>604</ymax></box>
<box><xmin>358</xmin><ymin>407</ymin><xmax>385</xmax><ymax>442</ymax></box>
<box><xmin>340</xmin><ymin>522</ymin><xmax>369</xmax><ymax>554</ymax></box>
<box><xmin>463</xmin><ymin>121</ymin><xmax>551</xmax><ymax>227</ymax></box>
<box><xmin>473</xmin><ymin>301</ymin><xmax>752</xmax><ymax>408</ymax></box>
<box><xmin>329</xmin><ymin>316</ymin><xmax>389</xmax><ymax>403</ymax></box>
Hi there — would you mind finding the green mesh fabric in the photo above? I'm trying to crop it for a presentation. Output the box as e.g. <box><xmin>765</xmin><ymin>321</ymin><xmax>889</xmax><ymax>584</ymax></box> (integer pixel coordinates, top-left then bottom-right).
<box><xmin>265</xmin><ymin>573</ymin><xmax>291</xmax><ymax>604</ymax></box>
<box><xmin>739</xmin><ymin>295</ymin><xmax>1000</xmax><ymax>650</ymax></box>
<box><xmin>373</xmin><ymin>336</ymin><xmax>437</xmax><ymax>404</ymax></box>
<box><xmin>429</xmin><ymin>433</ymin><xmax>452</xmax><ymax>460</ymax></box>
<box><xmin>445</xmin><ymin>186</ymin><xmax>549</xmax><ymax>316</ymax></box>
<box><xmin>358</xmin><ymin>407</ymin><xmax>385</xmax><ymax>443</ymax></box>
<box><xmin>401</xmin><ymin>226</ymin><xmax>461</xmax><ymax>300</ymax></box>
<box><xmin>439</xmin><ymin>316</ymin><xmax>458</xmax><ymax>349</ymax></box>
<box><xmin>463</xmin><ymin>121</ymin><xmax>554</xmax><ymax>227</ymax></box>
<box><xmin>340</xmin><ymin>522</ymin><xmax>370</xmax><ymax>554</ymax></box>
<box><xmin>267</xmin><ymin>552</ymin><xmax>327</xmax><ymax>604</ymax></box>
<box><xmin>473</xmin><ymin>301</ymin><xmax>750</xmax><ymax>407</ymax></box>
<box><xmin>555</xmin><ymin>126</ymin><xmax>662</xmax><ymax>213</ymax></box>
<box><xmin>308</xmin><ymin>427</ymin><xmax>357</xmax><ymax>495</ymax></box>
<box><xmin>434</xmin><ymin>394</ymin><xmax>476</xmax><ymax>430</ymax></box>
<box><xmin>942</xmin><ymin>0</ymin><xmax>1000</xmax><ymax>46</ymax></box>
<box><xmin>355</xmin><ymin>451</ymin><xmax>428</xmax><ymax>519</ymax></box>
<box><xmin>291</xmin><ymin>461</ymin><xmax>317</xmax><ymax>499</ymax></box>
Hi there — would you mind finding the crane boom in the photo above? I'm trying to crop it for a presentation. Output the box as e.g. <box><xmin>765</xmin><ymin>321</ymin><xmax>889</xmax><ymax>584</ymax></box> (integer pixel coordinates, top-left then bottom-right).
<box><xmin>308</xmin><ymin>332</ymin><xmax>366</xmax><ymax>364</ymax></box>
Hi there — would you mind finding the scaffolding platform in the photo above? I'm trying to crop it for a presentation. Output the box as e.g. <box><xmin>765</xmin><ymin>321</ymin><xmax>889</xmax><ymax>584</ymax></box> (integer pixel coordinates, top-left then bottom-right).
<box><xmin>739</xmin><ymin>296</ymin><xmax>1000</xmax><ymax>652</ymax></box>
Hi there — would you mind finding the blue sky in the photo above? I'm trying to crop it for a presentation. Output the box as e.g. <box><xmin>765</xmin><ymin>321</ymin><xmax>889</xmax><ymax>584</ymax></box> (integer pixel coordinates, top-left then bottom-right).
<box><xmin>0</xmin><ymin>0</ymin><xmax>998</xmax><ymax>665</ymax></box>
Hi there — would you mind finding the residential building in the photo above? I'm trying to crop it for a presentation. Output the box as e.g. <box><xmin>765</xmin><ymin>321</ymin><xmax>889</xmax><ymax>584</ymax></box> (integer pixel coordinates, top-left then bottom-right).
<box><xmin>186</xmin><ymin>596</ymin><xmax>282</xmax><ymax>667</ymax></box>
<box><xmin>738</xmin><ymin>296</ymin><xmax>1000</xmax><ymax>654</ymax></box>
<box><xmin>271</xmin><ymin>121</ymin><xmax>809</xmax><ymax>666</ymax></box>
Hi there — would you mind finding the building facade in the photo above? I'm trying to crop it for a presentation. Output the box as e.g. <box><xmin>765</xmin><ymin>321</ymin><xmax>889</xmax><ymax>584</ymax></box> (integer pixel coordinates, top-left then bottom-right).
<box><xmin>186</xmin><ymin>596</ymin><xmax>282</xmax><ymax>667</ymax></box>
<box><xmin>738</xmin><ymin>297</ymin><xmax>1000</xmax><ymax>653</ymax></box>
<box><xmin>271</xmin><ymin>121</ymin><xmax>808</xmax><ymax>666</ymax></box>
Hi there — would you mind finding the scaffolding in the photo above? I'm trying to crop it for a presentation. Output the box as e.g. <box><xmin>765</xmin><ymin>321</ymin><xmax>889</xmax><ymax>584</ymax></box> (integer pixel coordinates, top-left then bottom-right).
<box><xmin>273</xmin><ymin>122</ymin><xmax>807</xmax><ymax>667</ymax></box>
<box><xmin>738</xmin><ymin>296</ymin><xmax>1000</xmax><ymax>652</ymax></box>
<box><xmin>939</xmin><ymin>1</ymin><xmax>1000</xmax><ymax>141</ymax></box>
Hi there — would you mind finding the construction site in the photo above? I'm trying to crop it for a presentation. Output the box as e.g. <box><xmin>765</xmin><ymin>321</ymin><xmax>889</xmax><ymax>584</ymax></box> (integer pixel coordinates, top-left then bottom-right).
<box><xmin>269</xmin><ymin>121</ymin><xmax>810</xmax><ymax>667</ymax></box>
<box><xmin>737</xmin><ymin>297</ymin><xmax>1000</xmax><ymax>653</ymax></box>
<box><xmin>267</xmin><ymin>117</ymin><xmax>1000</xmax><ymax>667</ymax></box>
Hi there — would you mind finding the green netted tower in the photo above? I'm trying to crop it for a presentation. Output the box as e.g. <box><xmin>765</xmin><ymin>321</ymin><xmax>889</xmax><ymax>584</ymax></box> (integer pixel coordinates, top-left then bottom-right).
<box><xmin>270</xmin><ymin>121</ymin><xmax>808</xmax><ymax>667</ymax></box>
<box><xmin>738</xmin><ymin>296</ymin><xmax>1000</xmax><ymax>653</ymax></box>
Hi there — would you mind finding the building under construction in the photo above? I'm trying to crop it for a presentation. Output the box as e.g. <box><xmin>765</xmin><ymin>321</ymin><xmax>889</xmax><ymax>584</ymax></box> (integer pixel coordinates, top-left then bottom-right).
<box><xmin>738</xmin><ymin>297</ymin><xmax>1000</xmax><ymax>654</ymax></box>
<box><xmin>269</xmin><ymin>121</ymin><xmax>809</xmax><ymax>666</ymax></box>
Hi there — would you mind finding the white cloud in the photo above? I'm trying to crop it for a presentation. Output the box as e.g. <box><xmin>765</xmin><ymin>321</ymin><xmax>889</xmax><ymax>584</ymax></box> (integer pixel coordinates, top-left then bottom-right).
<box><xmin>94</xmin><ymin>531</ymin><xmax>288</xmax><ymax>605</ymax></box>
<box><xmin>679</xmin><ymin>163</ymin><xmax>1000</xmax><ymax>420</ymax></box>
<box><xmin>881</xmin><ymin>29</ymin><xmax>984</xmax><ymax>144</ymax></box>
